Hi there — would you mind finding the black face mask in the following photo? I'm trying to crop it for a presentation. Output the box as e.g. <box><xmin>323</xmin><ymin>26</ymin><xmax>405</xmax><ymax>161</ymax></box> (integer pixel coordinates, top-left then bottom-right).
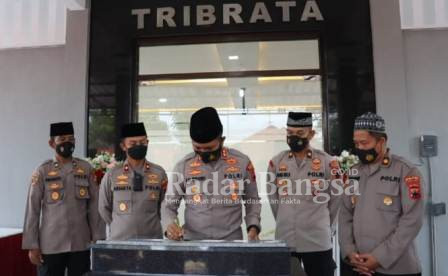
<box><xmin>127</xmin><ymin>145</ymin><xmax>147</xmax><ymax>160</ymax></box>
<box><xmin>353</xmin><ymin>147</ymin><xmax>378</xmax><ymax>164</ymax></box>
<box><xmin>287</xmin><ymin>135</ymin><xmax>309</xmax><ymax>152</ymax></box>
<box><xmin>56</xmin><ymin>142</ymin><xmax>75</xmax><ymax>158</ymax></box>
<box><xmin>196</xmin><ymin>146</ymin><xmax>221</xmax><ymax>164</ymax></box>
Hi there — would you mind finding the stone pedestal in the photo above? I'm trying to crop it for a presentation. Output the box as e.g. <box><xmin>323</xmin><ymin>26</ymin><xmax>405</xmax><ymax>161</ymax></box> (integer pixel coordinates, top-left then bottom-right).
<box><xmin>90</xmin><ymin>239</ymin><xmax>291</xmax><ymax>275</ymax></box>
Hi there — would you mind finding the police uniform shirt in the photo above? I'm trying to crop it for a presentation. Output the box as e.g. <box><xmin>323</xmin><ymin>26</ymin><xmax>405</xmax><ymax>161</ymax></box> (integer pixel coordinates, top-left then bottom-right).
<box><xmin>161</xmin><ymin>147</ymin><xmax>261</xmax><ymax>241</ymax></box>
<box><xmin>267</xmin><ymin>148</ymin><xmax>342</xmax><ymax>253</ymax></box>
<box><xmin>22</xmin><ymin>158</ymin><xmax>105</xmax><ymax>254</ymax></box>
<box><xmin>339</xmin><ymin>153</ymin><xmax>424</xmax><ymax>274</ymax></box>
<box><xmin>99</xmin><ymin>159</ymin><xmax>167</xmax><ymax>240</ymax></box>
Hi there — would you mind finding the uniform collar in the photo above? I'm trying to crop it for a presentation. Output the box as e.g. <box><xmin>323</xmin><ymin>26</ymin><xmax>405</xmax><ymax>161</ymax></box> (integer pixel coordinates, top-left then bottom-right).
<box><xmin>194</xmin><ymin>147</ymin><xmax>228</xmax><ymax>163</ymax></box>
<box><xmin>52</xmin><ymin>156</ymin><xmax>77</xmax><ymax>170</ymax></box>
<box><xmin>287</xmin><ymin>148</ymin><xmax>313</xmax><ymax>159</ymax></box>
<box><xmin>123</xmin><ymin>159</ymin><xmax>150</xmax><ymax>174</ymax></box>
<box><xmin>221</xmin><ymin>147</ymin><xmax>229</xmax><ymax>160</ymax></box>
<box><xmin>365</xmin><ymin>148</ymin><xmax>391</xmax><ymax>175</ymax></box>
<box><xmin>380</xmin><ymin>149</ymin><xmax>392</xmax><ymax>168</ymax></box>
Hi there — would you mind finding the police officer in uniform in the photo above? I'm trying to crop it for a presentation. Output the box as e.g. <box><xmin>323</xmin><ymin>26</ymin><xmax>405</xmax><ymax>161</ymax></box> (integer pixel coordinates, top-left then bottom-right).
<box><xmin>162</xmin><ymin>107</ymin><xmax>261</xmax><ymax>241</ymax></box>
<box><xmin>339</xmin><ymin>112</ymin><xmax>424</xmax><ymax>276</ymax></box>
<box><xmin>99</xmin><ymin>123</ymin><xmax>168</xmax><ymax>240</ymax></box>
<box><xmin>267</xmin><ymin>112</ymin><xmax>341</xmax><ymax>276</ymax></box>
<box><xmin>22</xmin><ymin>122</ymin><xmax>105</xmax><ymax>276</ymax></box>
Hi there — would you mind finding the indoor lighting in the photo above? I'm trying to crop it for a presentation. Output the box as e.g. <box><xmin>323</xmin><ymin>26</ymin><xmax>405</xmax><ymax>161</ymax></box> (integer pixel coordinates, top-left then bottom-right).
<box><xmin>258</xmin><ymin>76</ymin><xmax>306</xmax><ymax>81</ymax></box>
<box><xmin>159</xmin><ymin>98</ymin><xmax>167</xmax><ymax>103</ymax></box>
<box><xmin>228</xmin><ymin>55</ymin><xmax>239</xmax><ymax>60</ymax></box>
<box><xmin>239</xmin><ymin>88</ymin><xmax>245</xmax><ymax>98</ymax></box>
<box><xmin>140</xmin><ymin>81</ymin><xmax>155</xmax><ymax>86</ymax></box>
<box><xmin>151</xmin><ymin>78</ymin><xmax>228</xmax><ymax>85</ymax></box>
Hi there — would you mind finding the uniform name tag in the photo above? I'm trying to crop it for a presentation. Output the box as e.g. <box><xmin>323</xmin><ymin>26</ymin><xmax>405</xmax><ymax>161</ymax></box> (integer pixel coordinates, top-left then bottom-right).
<box><xmin>114</xmin><ymin>186</ymin><xmax>132</xmax><ymax>191</ymax></box>
<box><xmin>380</xmin><ymin>176</ymin><xmax>401</xmax><ymax>183</ymax></box>
<box><xmin>308</xmin><ymin>172</ymin><xmax>324</xmax><ymax>177</ymax></box>
<box><xmin>145</xmin><ymin>185</ymin><xmax>161</xmax><ymax>191</ymax></box>
<box><xmin>224</xmin><ymin>173</ymin><xmax>242</xmax><ymax>179</ymax></box>
<box><xmin>45</xmin><ymin>176</ymin><xmax>62</xmax><ymax>182</ymax></box>
<box><xmin>276</xmin><ymin>172</ymin><xmax>291</xmax><ymax>178</ymax></box>
<box><xmin>186</xmin><ymin>176</ymin><xmax>206</xmax><ymax>182</ymax></box>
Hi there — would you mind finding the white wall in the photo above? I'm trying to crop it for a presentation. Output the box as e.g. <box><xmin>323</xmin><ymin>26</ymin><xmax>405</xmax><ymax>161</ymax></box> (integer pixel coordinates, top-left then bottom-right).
<box><xmin>403</xmin><ymin>29</ymin><xmax>448</xmax><ymax>276</ymax></box>
<box><xmin>0</xmin><ymin>10</ymin><xmax>89</xmax><ymax>227</ymax></box>
<box><xmin>371</xmin><ymin>0</ymin><xmax>448</xmax><ymax>275</ymax></box>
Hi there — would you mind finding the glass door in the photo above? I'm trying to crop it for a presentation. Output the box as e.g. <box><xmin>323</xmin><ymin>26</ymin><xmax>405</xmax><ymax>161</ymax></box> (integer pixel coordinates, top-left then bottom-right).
<box><xmin>138</xmin><ymin>39</ymin><xmax>322</xmax><ymax>239</ymax></box>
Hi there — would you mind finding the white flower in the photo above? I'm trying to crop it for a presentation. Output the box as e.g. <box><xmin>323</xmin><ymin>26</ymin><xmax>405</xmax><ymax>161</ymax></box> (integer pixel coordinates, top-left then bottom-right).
<box><xmin>85</xmin><ymin>152</ymin><xmax>118</xmax><ymax>171</ymax></box>
<box><xmin>341</xmin><ymin>150</ymin><xmax>349</xmax><ymax>158</ymax></box>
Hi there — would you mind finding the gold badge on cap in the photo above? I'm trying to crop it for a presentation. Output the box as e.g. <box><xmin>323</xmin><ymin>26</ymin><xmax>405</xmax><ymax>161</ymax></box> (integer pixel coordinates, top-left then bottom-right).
<box><xmin>383</xmin><ymin>196</ymin><xmax>393</xmax><ymax>206</ymax></box>
<box><xmin>119</xmin><ymin>202</ymin><xmax>128</xmax><ymax>212</ymax></box>
<box><xmin>79</xmin><ymin>187</ymin><xmax>87</xmax><ymax>197</ymax></box>
<box><xmin>51</xmin><ymin>191</ymin><xmax>60</xmax><ymax>201</ymax></box>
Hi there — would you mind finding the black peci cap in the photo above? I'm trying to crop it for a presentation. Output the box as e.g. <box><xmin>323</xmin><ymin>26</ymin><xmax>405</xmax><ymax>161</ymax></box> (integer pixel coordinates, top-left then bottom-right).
<box><xmin>50</xmin><ymin>122</ymin><xmax>74</xmax><ymax>137</ymax></box>
<box><xmin>121</xmin><ymin>123</ymin><xmax>147</xmax><ymax>138</ymax></box>
<box><xmin>287</xmin><ymin>112</ymin><xmax>313</xmax><ymax>127</ymax></box>
<box><xmin>189</xmin><ymin>107</ymin><xmax>223</xmax><ymax>143</ymax></box>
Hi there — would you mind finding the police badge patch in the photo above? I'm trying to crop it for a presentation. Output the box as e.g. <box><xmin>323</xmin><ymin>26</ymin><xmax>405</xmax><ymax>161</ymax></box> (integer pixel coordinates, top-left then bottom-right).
<box><xmin>31</xmin><ymin>171</ymin><xmax>40</xmax><ymax>186</ymax></box>
<box><xmin>405</xmin><ymin>175</ymin><xmax>422</xmax><ymax>200</ymax></box>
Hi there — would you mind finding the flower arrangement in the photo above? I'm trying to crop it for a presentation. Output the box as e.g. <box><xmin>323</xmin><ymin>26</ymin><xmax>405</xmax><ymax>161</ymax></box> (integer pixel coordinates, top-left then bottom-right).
<box><xmin>337</xmin><ymin>150</ymin><xmax>359</xmax><ymax>174</ymax></box>
<box><xmin>86</xmin><ymin>152</ymin><xmax>121</xmax><ymax>184</ymax></box>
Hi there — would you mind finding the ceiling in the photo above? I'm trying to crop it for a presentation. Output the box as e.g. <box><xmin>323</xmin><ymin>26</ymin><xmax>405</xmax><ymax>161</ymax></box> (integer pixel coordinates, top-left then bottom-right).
<box><xmin>138</xmin><ymin>40</ymin><xmax>320</xmax><ymax>75</ymax></box>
